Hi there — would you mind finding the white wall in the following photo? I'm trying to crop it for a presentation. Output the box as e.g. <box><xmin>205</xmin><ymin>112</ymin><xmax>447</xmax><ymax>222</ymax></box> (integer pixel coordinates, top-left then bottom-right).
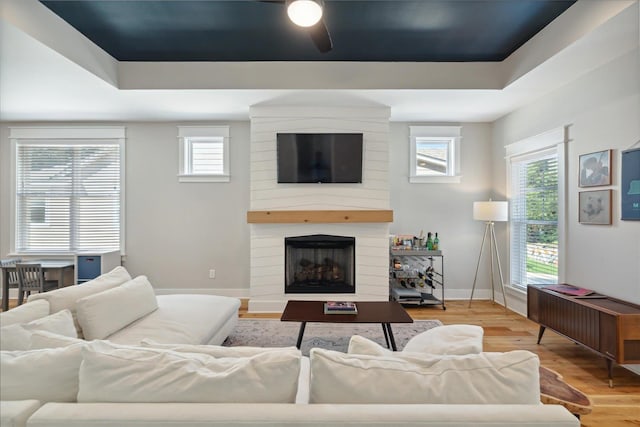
<box><xmin>492</xmin><ymin>48</ymin><xmax>640</xmax><ymax>307</ymax></box>
<box><xmin>124</xmin><ymin>122</ymin><xmax>250</xmax><ymax>294</ymax></box>
<box><xmin>0</xmin><ymin>121</ymin><xmax>251</xmax><ymax>296</ymax></box>
<box><xmin>389</xmin><ymin>122</ymin><xmax>496</xmax><ymax>300</ymax></box>
<box><xmin>1</xmin><ymin>119</ymin><xmax>497</xmax><ymax>303</ymax></box>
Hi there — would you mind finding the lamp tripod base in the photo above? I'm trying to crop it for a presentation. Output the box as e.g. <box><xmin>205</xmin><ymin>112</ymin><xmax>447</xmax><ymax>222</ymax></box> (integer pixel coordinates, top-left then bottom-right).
<box><xmin>468</xmin><ymin>221</ymin><xmax>507</xmax><ymax>311</ymax></box>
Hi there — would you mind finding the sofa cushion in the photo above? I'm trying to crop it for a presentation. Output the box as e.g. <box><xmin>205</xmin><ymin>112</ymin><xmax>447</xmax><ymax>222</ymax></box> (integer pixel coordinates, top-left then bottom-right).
<box><xmin>0</xmin><ymin>343</ymin><xmax>84</xmax><ymax>402</ymax></box>
<box><xmin>0</xmin><ymin>309</ymin><xmax>77</xmax><ymax>351</ymax></box>
<box><xmin>105</xmin><ymin>294</ymin><xmax>240</xmax><ymax>345</ymax></box>
<box><xmin>0</xmin><ymin>400</ymin><xmax>42</xmax><ymax>427</ymax></box>
<box><xmin>0</xmin><ymin>300</ymin><xmax>50</xmax><ymax>328</ymax></box>
<box><xmin>27</xmin><ymin>266</ymin><xmax>131</xmax><ymax>336</ymax></box>
<box><xmin>141</xmin><ymin>340</ymin><xmax>310</xmax><ymax>404</ymax></box>
<box><xmin>309</xmin><ymin>348</ymin><xmax>540</xmax><ymax>405</ymax></box>
<box><xmin>76</xmin><ymin>275</ymin><xmax>158</xmax><ymax>340</ymax></box>
<box><xmin>403</xmin><ymin>324</ymin><xmax>484</xmax><ymax>355</ymax></box>
<box><xmin>77</xmin><ymin>341</ymin><xmax>301</xmax><ymax>403</ymax></box>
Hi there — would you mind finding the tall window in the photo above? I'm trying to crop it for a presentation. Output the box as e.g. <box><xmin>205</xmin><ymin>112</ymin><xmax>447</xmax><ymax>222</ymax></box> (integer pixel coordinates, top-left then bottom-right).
<box><xmin>178</xmin><ymin>126</ymin><xmax>230</xmax><ymax>182</ymax></box>
<box><xmin>10</xmin><ymin>127</ymin><xmax>125</xmax><ymax>254</ymax></box>
<box><xmin>507</xmin><ymin>128</ymin><xmax>566</xmax><ymax>289</ymax></box>
<box><xmin>409</xmin><ymin>126</ymin><xmax>461</xmax><ymax>183</ymax></box>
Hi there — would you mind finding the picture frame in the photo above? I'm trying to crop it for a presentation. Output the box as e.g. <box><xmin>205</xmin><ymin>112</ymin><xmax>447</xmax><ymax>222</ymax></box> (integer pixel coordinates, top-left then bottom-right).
<box><xmin>621</xmin><ymin>147</ymin><xmax>640</xmax><ymax>220</ymax></box>
<box><xmin>579</xmin><ymin>189</ymin><xmax>612</xmax><ymax>225</ymax></box>
<box><xmin>579</xmin><ymin>149</ymin><xmax>611</xmax><ymax>187</ymax></box>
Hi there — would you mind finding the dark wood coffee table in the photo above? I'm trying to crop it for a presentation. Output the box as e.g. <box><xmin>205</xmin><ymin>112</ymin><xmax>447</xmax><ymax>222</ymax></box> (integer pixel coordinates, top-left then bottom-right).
<box><xmin>280</xmin><ymin>300</ymin><xmax>413</xmax><ymax>351</ymax></box>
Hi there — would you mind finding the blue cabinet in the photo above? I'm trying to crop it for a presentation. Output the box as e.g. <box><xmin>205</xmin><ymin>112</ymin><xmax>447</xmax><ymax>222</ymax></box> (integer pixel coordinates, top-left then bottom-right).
<box><xmin>75</xmin><ymin>251</ymin><xmax>121</xmax><ymax>284</ymax></box>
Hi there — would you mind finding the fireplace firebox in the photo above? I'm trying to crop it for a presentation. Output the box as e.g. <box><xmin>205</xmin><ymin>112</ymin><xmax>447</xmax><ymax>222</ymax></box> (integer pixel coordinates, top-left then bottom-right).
<box><xmin>284</xmin><ymin>235</ymin><xmax>355</xmax><ymax>294</ymax></box>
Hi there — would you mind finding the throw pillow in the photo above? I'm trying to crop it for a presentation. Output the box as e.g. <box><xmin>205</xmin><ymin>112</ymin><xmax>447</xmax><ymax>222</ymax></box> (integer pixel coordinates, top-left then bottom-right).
<box><xmin>29</xmin><ymin>330</ymin><xmax>85</xmax><ymax>349</ymax></box>
<box><xmin>347</xmin><ymin>335</ymin><xmax>392</xmax><ymax>356</ymax></box>
<box><xmin>140</xmin><ymin>339</ymin><xmax>299</xmax><ymax>357</ymax></box>
<box><xmin>309</xmin><ymin>348</ymin><xmax>540</xmax><ymax>405</ymax></box>
<box><xmin>27</xmin><ymin>266</ymin><xmax>132</xmax><ymax>337</ymax></box>
<box><xmin>0</xmin><ymin>309</ymin><xmax>77</xmax><ymax>351</ymax></box>
<box><xmin>403</xmin><ymin>324</ymin><xmax>484</xmax><ymax>355</ymax></box>
<box><xmin>0</xmin><ymin>343</ymin><xmax>84</xmax><ymax>402</ymax></box>
<box><xmin>76</xmin><ymin>275</ymin><xmax>158</xmax><ymax>340</ymax></box>
<box><xmin>0</xmin><ymin>300</ymin><xmax>50</xmax><ymax>328</ymax></box>
<box><xmin>77</xmin><ymin>341</ymin><xmax>301</xmax><ymax>403</ymax></box>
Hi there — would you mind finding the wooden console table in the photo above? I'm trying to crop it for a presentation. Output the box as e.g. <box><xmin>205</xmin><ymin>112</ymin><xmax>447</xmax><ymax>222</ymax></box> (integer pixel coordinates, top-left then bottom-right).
<box><xmin>528</xmin><ymin>284</ymin><xmax>640</xmax><ymax>387</ymax></box>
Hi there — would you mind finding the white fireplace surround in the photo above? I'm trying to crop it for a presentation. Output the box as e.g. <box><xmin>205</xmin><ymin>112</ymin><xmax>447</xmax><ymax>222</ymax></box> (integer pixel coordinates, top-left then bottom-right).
<box><xmin>248</xmin><ymin>105</ymin><xmax>391</xmax><ymax>312</ymax></box>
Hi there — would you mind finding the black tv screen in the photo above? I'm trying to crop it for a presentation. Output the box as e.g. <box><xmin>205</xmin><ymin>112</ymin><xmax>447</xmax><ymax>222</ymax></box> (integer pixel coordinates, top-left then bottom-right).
<box><xmin>277</xmin><ymin>133</ymin><xmax>363</xmax><ymax>183</ymax></box>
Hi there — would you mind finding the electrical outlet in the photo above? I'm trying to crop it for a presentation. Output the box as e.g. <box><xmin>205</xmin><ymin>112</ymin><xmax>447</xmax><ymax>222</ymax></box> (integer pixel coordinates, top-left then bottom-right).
<box><xmin>209</xmin><ymin>269</ymin><xmax>216</xmax><ymax>279</ymax></box>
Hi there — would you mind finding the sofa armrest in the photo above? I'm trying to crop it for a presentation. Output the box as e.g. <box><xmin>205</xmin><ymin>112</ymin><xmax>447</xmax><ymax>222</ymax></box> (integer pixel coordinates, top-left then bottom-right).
<box><xmin>28</xmin><ymin>403</ymin><xmax>579</xmax><ymax>427</ymax></box>
<box><xmin>0</xmin><ymin>400</ymin><xmax>41</xmax><ymax>427</ymax></box>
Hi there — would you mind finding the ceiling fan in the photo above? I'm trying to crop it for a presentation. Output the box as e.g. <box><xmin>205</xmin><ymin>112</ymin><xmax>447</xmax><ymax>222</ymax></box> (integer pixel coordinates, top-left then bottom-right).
<box><xmin>259</xmin><ymin>0</ymin><xmax>333</xmax><ymax>53</ymax></box>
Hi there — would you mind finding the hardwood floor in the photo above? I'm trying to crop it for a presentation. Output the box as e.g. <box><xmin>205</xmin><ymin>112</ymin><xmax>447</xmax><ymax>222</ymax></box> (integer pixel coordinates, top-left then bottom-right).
<box><xmin>239</xmin><ymin>299</ymin><xmax>640</xmax><ymax>427</ymax></box>
<box><xmin>3</xmin><ymin>298</ymin><xmax>638</xmax><ymax>426</ymax></box>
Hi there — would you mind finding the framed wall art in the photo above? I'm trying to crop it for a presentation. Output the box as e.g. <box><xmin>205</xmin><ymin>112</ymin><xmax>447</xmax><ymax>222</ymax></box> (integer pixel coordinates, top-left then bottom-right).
<box><xmin>621</xmin><ymin>147</ymin><xmax>640</xmax><ymax>220</ymax></box>
<box><xmin>579</xmin><ymin>149</ymin><xmax>611</xmax><ymax>187</ymax></box>
<box><xmin>579</xmin><ymin>189</ymin><xmax>612</xmax><ymax>225</ymax></box>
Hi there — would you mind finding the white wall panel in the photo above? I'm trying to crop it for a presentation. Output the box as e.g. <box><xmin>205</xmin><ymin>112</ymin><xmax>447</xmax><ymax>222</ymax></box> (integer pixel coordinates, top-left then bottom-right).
<box><xmin>248</xmin><ymin>105</ymin><xmax>392</xmax><ymax>312</ymax></box>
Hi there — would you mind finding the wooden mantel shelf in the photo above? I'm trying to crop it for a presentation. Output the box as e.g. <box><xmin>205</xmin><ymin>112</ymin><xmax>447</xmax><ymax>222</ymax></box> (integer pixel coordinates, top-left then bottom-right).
<box><xmin>247</xmin><ymin>210</ymin><xmax>393</xmax><ymax>224</ymax></box>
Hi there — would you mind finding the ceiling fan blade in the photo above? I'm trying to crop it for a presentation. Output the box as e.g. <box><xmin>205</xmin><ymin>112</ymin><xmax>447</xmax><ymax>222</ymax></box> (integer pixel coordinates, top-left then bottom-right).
<box><xmin>308</xmin><ymin>19</ymin><xmax>333</xmax><ymax>53</ymax></box>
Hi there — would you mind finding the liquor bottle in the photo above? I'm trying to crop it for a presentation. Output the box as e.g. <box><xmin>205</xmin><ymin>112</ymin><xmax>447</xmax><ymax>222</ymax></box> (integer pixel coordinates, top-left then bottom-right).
<box><xmin>433</xmin><ymin>233</ymin><xmax>439</xmax><ymax>250</ymax></box>
<box><xmin>426</xmin><ymin>232</ymin><xmax>433</xmax><ymax>250</ymax></box>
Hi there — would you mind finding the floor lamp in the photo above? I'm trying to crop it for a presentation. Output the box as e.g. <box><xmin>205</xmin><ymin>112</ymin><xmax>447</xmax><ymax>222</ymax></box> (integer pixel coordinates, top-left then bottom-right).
<box><xmin>469</xmin><ymin>200</ymin><xmax>508</xmax><ymax>310</ymax></box>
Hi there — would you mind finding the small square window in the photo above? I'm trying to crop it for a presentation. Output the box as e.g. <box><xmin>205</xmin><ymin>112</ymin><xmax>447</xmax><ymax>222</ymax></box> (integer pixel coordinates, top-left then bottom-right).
<box><xmin>409</xmin><ymin>126</ymin><xmax>461</xmax><ymax>183</ymax></box>
<box><xmin>178</xmin><ymin>126</ymin><xmax>230</xmax><ymax>182</ymax></box>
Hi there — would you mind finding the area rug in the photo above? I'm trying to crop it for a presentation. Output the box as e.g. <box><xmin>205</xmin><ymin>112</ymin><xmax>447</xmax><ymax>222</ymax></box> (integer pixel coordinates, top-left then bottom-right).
<box><xmin>224</xmin><ymin>318</ymin><xmax>442</xmax><ymax>355</ymax></box>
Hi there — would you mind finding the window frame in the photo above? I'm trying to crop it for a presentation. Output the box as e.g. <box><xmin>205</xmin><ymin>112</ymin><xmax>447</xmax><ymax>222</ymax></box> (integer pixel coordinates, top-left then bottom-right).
<box><xmin>505</xmin><ymin>127</ymin><xmax>567</xmax><ymax>290</ymax></box>
<box><xmin>177</xmin><ymin>126</ymin><xmax>230</xmax><ymax>182</ymax></box>
<box><xmin>9</xmin><ymin>126</ymin><xmax>126</xmax><ymax>256</ymax></box>
<box><xmin>409</xmin><ymin>126</ymin><xmax>462</xmax><ymax>183</ymax></box>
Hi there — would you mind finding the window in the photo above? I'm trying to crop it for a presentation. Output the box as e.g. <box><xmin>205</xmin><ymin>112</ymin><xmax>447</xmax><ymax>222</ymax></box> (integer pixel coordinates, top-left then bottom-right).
<box><xmin>409</xmin><ymin>126</ymin><xmax>461</xmax><ymax>183</ymax></box>
<box><xmin>178</xmin><ymin>126</ymin><xmax>229</xmax><ymax>182</ymax></box>
<box><xmin>10</xmin><ymin>127</ymin><xmax>125</xmax><ymax>254</ymax></box>
<box><xmin>507</xmin><ymin>127</ymin><xmax>566</xmax><ymax>289</ymax></box>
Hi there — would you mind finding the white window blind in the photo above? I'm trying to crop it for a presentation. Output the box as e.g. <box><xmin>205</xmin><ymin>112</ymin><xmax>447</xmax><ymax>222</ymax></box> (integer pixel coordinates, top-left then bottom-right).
<box><xmin>187</xmin><ymin>137</ymin><xmax>224</xmax><ymax>175</ymax></box>
<box><xmin>510</xmin><ymin>149</ymin><xmax>559</xmax><ymax>288</ymax></box>
<box><xmin>16</xmin><ymin>142</ymin><xmax>122</xmax><ymax>253</ymax></box>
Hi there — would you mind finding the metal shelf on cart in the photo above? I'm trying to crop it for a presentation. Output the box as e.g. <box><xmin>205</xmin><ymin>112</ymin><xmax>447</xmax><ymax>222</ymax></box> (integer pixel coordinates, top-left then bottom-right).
<box><xmin>389</xmin><ymin>248</ymin><xmax>445</xmax><ymax>310</ymax></box>
<box><xmin>391</xmin><ymin>249</ymin><xmax>442</xmax><ymax>256</ymax></box>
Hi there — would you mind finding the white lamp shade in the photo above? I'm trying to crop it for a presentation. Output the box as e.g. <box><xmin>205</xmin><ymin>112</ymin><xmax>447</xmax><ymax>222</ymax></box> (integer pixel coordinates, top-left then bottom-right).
<box><xmin>473</xmin><ymin>201</ymin><xmax>509</xmax><ymax>222</ymax></box>
<box><xmin>287</xmin><ymin>0</ymin><xmax>323</xmax><ymax>27</ymax></box>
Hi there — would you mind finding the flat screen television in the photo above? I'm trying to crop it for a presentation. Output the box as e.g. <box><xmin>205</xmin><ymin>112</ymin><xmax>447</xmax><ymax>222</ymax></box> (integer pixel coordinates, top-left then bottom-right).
<box><xmin>277</xmin><ymin>133</ymin><xmax>363</xmax><ymax>184</ymax></box>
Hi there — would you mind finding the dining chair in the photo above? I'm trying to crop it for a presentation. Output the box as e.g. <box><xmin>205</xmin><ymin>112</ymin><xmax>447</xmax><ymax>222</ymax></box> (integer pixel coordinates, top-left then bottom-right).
<box><xmin>16</xmin><ymin>263</ymin><xmax>58</xmax><ymax>305</ymax></box>
<box><xmin>0</xmin><ymin>258</ymin><xmax>22</xmax><ymax>295</ymax></box>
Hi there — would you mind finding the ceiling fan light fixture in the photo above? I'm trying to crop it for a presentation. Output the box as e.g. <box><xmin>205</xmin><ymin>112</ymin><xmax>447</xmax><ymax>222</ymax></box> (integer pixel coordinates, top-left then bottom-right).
<box><xmin>287</xmin><ymin>0</ymin><xmax>323</xmax><ymax>27</ymax></box>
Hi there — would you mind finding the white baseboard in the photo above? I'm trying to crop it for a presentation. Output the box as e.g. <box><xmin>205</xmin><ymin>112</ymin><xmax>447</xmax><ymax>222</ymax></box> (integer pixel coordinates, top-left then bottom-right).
<box><xmin>153</xmin><ymin>288</ymin><xmax>250</xmax><ymax>298</ymax></box>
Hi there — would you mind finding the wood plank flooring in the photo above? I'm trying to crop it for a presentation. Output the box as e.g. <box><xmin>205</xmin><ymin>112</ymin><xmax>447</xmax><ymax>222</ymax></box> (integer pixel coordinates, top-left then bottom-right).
<box><xmin>3</xmin><ymin>298</ymin><xmax>638</xmax><ymax>426</ymax></box>
<box><xmin>240</xmin><ymin>299</ymin><xmax>640</xmax><ymax>427</ymax></box>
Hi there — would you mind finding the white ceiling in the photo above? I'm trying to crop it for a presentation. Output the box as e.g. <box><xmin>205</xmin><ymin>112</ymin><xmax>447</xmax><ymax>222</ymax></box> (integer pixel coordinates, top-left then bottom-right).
<box><xmin>0</xmin><ymin>0</ymin><xmax>637</xmax><ymax>123</ymax></box>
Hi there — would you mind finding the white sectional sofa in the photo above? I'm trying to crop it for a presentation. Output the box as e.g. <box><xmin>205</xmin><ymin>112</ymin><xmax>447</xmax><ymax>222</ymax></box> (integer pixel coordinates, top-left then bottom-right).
<box><xmin>23</xmin><ymin>266</ymin><xmax>241</xmax><ymax>345</ymax></box>
<box><xmin>0</xmin><ymin>268</ymin><xmax>579</xmax><ymax>427</ymax></box>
